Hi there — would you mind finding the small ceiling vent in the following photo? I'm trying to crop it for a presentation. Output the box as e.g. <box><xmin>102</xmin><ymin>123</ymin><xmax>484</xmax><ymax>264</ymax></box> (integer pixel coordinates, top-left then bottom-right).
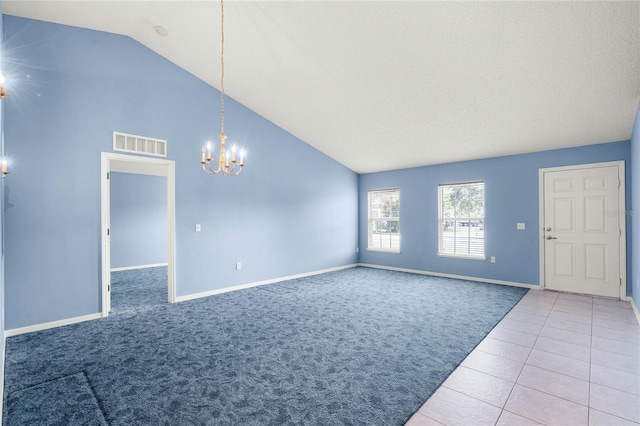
<box><xmin>113</xmin><ymin>131</ymin><xmax>167</xmax><ymax>158</ymax></box>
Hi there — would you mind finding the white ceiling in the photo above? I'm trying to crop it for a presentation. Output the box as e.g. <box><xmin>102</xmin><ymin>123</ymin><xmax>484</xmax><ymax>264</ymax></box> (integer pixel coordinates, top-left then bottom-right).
<box><xmin>4</xmin><ymin>1</ymin><xmax>640</xmax><ymax>173</ymax></box>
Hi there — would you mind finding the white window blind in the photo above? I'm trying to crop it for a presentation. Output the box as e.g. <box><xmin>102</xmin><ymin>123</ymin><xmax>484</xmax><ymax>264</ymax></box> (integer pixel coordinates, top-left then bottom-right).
<box><xmin>368</xmin><ymin>188</ymin><xmax>400</xmax><ymax>252</ymax></box>
<box><xmin>438</xmin><ymin>181</ymin><xmax>485</xmax><ymax>259</ymax></box>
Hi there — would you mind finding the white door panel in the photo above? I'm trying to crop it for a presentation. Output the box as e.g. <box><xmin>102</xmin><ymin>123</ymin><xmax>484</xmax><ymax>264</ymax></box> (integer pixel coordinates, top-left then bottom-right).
<box><xmin>543</xmin><ymin>165</ymin><xmax>621</xmax><ymax>298</ymax></box>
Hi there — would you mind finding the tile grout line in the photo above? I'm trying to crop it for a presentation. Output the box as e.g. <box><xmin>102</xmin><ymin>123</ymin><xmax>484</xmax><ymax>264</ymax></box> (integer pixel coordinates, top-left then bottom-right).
<box><xmin>544</xmin><ymin>295</ymin><xmax>592</xmax><ymax>422</ymax></box>
<box><xmin>520</xmin><ymin>294</ymin><xmax>592</xmax><ymax>413</ymax></box>
<box><xmin>509</xmin><ymin>293</ymin><xmax>639</xmax><ymax>425</ymax></box>
<box><xmin>493</xmin><ymin>291</ymin><xmax>556</xmax><ymax>425</ymax></box>
<box><xmin>504</xmin><ymin>293</ymin><xmax>597</xmax><ymax>423</ymax></box>
<box><xmin>412</xmin><ymin>291</ymin><xmax>639</xmax><ymax>426</ymax></box>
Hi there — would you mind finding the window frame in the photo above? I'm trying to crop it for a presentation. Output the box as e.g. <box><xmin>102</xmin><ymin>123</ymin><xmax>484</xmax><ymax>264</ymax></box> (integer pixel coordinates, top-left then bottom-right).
<box><xmin>367</xmin><ymin>188</ymin><xmax>401</xmax><ymax>253</ymax></box>
<box><xmin>437</xmin><ymin>181</ymin><xmax>486</xmax><ymax>260</ymax></box>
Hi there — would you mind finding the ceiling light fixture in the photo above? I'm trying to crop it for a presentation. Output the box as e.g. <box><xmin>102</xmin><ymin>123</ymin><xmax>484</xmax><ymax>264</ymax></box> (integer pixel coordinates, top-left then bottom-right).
<box><xmin>154</xmin><ymin>26</ymin><xmax>168</xmax><ymax>37</ymax></box>
<box><xmin>200</xmin><ymin>0</ymin><xmax>245</xmax><ymax>175</ymax></box>
<box><xmin>0</xmin><ymin>71</ymin><xmax>9</xmax><ymax>99</ymax></box>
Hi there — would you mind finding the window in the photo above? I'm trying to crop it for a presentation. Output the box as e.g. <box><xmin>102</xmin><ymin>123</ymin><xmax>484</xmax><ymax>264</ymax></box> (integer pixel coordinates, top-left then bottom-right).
<box><xmin>368</xmin><ymin>188</ymin><xmax>400</xmax><ymax>252</ymax></box>
<box><xmin>438</xmin><ymin>181</ymin><xmax>485</xmax><ymax>259</ymax></box>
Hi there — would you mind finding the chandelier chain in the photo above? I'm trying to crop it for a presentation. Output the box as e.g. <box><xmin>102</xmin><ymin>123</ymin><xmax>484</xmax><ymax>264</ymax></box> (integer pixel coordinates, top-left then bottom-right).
<box><xmin>199</xmin><ymin>0</ymin><xmax>245</xmax><ymax>176</ymax></box>
<box><xmin>220</xmin><ymin>0</ymin><xmax>225</xmax><ymax>136</ymax></box>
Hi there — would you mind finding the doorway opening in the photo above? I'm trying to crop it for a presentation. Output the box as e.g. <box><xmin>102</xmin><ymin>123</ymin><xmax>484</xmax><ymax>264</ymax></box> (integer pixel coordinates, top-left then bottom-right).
<box><xmin>109</xmin><ymin>172</ymin><xmax>168</xmax><ymax>314</ymax></box>
<box><xmin>100</xmin><ymin>152</ymin><xmax>176</xmax><ymax>317</ymax></box>
<box><xmin>539</xmin><ymin>161</ymin><xmax>626</xmax><ymax>300</ymax></box>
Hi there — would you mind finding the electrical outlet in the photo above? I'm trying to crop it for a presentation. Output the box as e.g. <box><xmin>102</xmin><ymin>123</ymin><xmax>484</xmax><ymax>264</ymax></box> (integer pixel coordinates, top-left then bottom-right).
<box><xmin>517</xmin><ymin>223</ymin><xmax>526</xmax><ymax>230</ymax></box>
<box><xmin>236</xmin><ymin>262</ymin><xmax>242</xmax><ymax>270</ymax></box>
<box><xmin>490</xmin><ymin>256</ymin><xmax>496</xmax><ymax>263</ymax></box>
<box><xmin>195</xmin><ymin>224</ymin><xmax>201</xmax><ymax>232</ymax></box>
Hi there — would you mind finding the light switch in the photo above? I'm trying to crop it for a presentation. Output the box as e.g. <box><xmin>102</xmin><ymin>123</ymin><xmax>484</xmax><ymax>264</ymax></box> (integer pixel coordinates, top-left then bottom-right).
<box><xmin>517</xmin><ymin>223</ymin><xmax>525</xmax><ymax>230</ymax></box>
<box><xmin>195</xmin><ymin>224</ymin><xmax>201</xmax><ymax>232</ymax></box>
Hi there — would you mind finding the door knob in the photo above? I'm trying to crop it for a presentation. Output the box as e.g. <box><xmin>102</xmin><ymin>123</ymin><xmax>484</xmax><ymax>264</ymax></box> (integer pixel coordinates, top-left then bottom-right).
<box><xmin>546</xmin><ymin>236</ymin><xmax>557</xmax><ymax>240</ymax></box>
<box><xmin>546</xmin><ymin>227</ymin><xmax>552</xmax><ymax>231</ymax></box>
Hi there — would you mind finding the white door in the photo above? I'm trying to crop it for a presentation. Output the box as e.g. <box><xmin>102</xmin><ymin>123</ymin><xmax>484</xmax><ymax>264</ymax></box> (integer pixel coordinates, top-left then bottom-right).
<box><xmin>542</xmin><ymin>164</ymin><xmax>622</xmax><ymax>298</ymax></box>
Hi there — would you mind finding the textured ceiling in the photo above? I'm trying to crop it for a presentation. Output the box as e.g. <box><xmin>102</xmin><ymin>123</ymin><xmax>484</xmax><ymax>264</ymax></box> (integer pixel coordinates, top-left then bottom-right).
<box><xmin>4</xmin><ymin>1</ymin><xmax>640</xmax><ymax>173</ymax></box>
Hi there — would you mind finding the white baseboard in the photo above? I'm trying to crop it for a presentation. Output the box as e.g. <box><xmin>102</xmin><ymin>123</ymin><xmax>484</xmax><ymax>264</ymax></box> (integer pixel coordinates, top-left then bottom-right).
<box><xmin>4</xmin><ymin>313</ymin><xmax>102</xmax><ymax>338</ymax></box>
<box><xmin>175</xmin><ymin>264</ymin><xmax>359</xmax><ymax>303</ymax></box>
<box><xmin>357</xmin><ymin>263</ymin><xmax>538</xmax><ymax>290</ymax></box>
<box><xmin>0</xmin><ymin>334</ymin><xmax>5</xmax><ymax>425</ymax></box>
<box><xmin>627</xmin><ymin>296</ymin><xmax>640</xmax><ymax>325</ymax></box>
<box><xmin>110</xmin><ymin>263</ymin><xmax>168</xmax><ymax>272</ymax></box>
<box><xmin>3</xmin><ymin>263</ymin><xmax>537</xmax><ymax>337</ymax></box>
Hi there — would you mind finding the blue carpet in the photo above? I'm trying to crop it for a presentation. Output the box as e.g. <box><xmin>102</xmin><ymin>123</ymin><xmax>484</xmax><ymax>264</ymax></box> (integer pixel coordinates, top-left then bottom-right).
<box><xmin>111</xmin><ymin>267</ymin><xmax>168</xmax><ymax>314</ymax></box>
<box><xmin>4</xmin><ymin>267</ymin><xmax>527</xmax><ymax>425</ymax></box>
<box><xmin>4</xmin><ymin>372</ymin><xmax>107</xmax><ymax>426</ymax></box>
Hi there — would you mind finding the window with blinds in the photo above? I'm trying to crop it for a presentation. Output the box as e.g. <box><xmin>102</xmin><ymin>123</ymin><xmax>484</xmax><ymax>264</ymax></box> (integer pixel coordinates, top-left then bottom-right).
<box><xmin>368</xmin><ymin>188</ymin><xmax>400</xmax><ymax>253</ymax></box>
<box><xmin>438</xmin><ymin>181</ymin><xmax>485</xmax><ymax>259</ymax></box>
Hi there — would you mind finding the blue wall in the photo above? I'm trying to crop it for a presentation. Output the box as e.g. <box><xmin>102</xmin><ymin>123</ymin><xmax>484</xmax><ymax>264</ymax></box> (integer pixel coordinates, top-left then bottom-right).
<box><xmin>0</xmin><ymin>0</ymin><xmax>5</xmax><ymax>376</ymax></box>
<box><xmin>2</xmin><ymin>14</ymin><xmax>636</xmax><ymax>331</ymax></box>
<box><xmin>3</xmin><ymin>16</ymin><xmax>358</xmax><ymax>329</ymax></box>
<box><xmin>359</xmin><ymin>141</ymin><xmax>632</xmax><ymax>293</ymax></box>
<box><xmin>630</xmin><ymin>106</ymin><xmax>640</xmax><ymax>311</ymax></box>
<box><xmin>110</xmin><ymin>173</ymin><xmax>167</xmax><ymax>269</ymax></box>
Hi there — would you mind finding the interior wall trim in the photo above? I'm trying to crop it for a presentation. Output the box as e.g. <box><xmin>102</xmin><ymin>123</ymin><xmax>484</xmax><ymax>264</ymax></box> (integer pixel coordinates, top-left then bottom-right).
<box><xmin>538</xmin><ymin>160</ymin><xmax>627</xmax><ymax>300</ymax></box>
<box><xmin>101</xmin><ymin>151</ymin><xmax>177</xmax><ymax>316</ymax></box>
<box><xmin>627</xmin><ymin>296</ymin><xmax>640</xmax><ymax>325</ymax></box>
<box><xmin>3</xmin><ymin>265</ymin><xmax>360</xmax><ymax>337</ymax></box>
<box><xmin>175</xmin><ymin>264</ymin><xmax>359</xmax><ymax>303</ymax></box>
<box><xmin>4</xmin><ymin>313</ymin><xmax>102</xmax><ymax>338</ymax></box>
<box><xmin>111</xmin><ymin>263</ymin><xmax>169</xmax><ymax>272</ymax></box>
<box><xmin>357</xmin><ymin>263</ymin><xmax>538</xmax><ymax>290</ymax></box>
<box><xmin>0</xmin><ymin>335</ymin><xmax>5</xmax><ymax>425</ymax></box>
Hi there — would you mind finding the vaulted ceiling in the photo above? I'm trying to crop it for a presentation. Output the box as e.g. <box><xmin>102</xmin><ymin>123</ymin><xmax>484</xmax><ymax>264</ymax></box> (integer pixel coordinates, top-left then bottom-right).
<box><xmin>4</xmin><ymin>1</ymin><xmax>639</xmax><ymax>173</ymax></box>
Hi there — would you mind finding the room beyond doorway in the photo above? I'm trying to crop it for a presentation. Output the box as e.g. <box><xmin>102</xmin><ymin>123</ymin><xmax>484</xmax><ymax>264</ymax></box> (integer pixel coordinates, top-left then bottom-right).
<box><xmin>111</xmin><ymin>266</ymin><xmax>168</xmax><ymax>315</ymax></box>
<box><xmin>100</xmin><ymin>152</ymin><xmax>176</xmax><ymax>317</ymax></box>
<box><xmin>109</xmin><ymin>171</ymin><xmax>168</xmax><ymax>314</ymax></box>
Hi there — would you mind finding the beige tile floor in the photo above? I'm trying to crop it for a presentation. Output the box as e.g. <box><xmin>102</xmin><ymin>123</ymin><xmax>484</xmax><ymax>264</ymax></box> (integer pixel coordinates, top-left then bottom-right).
<box><xmin>407</xmin><ymin>290</ymin><xmax>640</xmax><ymax>426</ymax></box>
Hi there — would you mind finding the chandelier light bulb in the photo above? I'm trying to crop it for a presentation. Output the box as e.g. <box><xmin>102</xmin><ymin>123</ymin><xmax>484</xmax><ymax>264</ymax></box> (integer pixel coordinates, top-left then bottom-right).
<box><xmin>0</xmin><ymin>71</ymin><xmax>8</xmax><ymax>99</ymax></box>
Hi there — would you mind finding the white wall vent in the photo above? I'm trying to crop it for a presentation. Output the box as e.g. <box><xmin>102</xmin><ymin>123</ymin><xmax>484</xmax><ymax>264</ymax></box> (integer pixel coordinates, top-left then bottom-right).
<box><xmin>113</xmin><ymin>132</ymin><xmax>167</xmax><ymax>158</ymax></box>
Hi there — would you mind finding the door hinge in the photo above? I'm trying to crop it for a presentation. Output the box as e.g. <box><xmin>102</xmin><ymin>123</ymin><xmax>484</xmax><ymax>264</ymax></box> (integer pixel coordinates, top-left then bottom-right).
<box><xmin>107</xmin><ymin>172</ymin><xmax>110</xmax><ymax>180</ymax></box>
<box><xmin>620</xmin><ymin>278</ymin><xmax>622</xmax><ymax>287</ymax></box>
<box><xmin>108</xmin><ymin>284</ymin><xmax>111</xmax><ymax>291</ymax></box>
<box><xmin>107</xmin><ymin>228</ymin><xmax>110</xmax><ymax>236</ymax></box>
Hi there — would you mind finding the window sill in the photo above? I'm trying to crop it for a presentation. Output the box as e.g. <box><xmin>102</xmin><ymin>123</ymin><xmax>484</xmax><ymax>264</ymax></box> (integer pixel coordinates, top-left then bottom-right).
<box><xmin>437</xmin><ymin>253</ymin><xmax>486</xmax><ymax>261</ymax></box>
<box><xmin>367</xmin><ymin>248</ymin><xmax>401</xmax><ymax>254</ymax></box>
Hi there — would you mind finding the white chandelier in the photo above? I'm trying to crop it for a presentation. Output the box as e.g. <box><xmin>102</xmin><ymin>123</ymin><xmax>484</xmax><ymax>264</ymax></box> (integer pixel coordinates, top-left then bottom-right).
<box><xmin>200</xmin><ymin>0</ymin><xmax>245</xmax><ymax>175</ymax></box>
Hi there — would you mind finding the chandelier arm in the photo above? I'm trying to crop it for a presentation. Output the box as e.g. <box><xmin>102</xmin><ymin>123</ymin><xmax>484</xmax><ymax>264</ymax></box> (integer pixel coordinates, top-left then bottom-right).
<box><xmin>223</xmin><ymin>167</ymin><xmax>243</xmax><ymax>176</ymax></box>
<box><xmin>224</xmin><ymin>161</ymin><xmax>237</xmax><ymax>174</ymax></box>
<box><xmin>202</xmin><ymin>161</ymin><xmax>222</xmax><ymax>174</ymax></box>
<box><xmin>224</xmin><ymin>162</ymin><xmax>244</xmax><ymax>175</ymax></box>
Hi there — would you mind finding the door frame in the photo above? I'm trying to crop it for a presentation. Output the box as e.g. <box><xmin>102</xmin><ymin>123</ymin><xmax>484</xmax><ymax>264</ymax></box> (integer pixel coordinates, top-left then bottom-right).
<box><xmin>538</xmin><ymin>160</ymin><xmax>626</xmax><ymax>300</ymax></box>
<box><xmin>100</xmin><ymin>152</ymin><xmax>176</xmax><ymax>317</ymax></box>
